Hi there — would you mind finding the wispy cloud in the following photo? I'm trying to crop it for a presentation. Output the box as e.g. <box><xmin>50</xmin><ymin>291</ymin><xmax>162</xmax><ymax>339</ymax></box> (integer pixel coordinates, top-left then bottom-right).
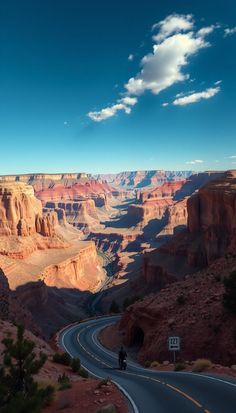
<box><xmin>88</xmin><ymin>13</ymin><xmax>217</xmax><ymax>121</ymax></box>
<box><xmin>162</xmin><ymin>102</ymin><xmax>169</xmax><ymax>107</ymax></box>
<box><xmin>186</xmin><ymin>159</ymin><xmax>204</xmax><ymax>165</ymax></box>
<box><xmin>225</xmin><ymin>155</ymin><xmax>236</xmax><ymax>159</ymax></box>
<box><xmin>224</xmin><ymin>27</ymin><xmax>236</xmax><ymax>37</ymax></box>
<box><xmin>128</xmin><ymin>54</ymin><xmax>134</xmax><ymax>61</ymax></box>
<box><xmin>88</xmin><ymin>97</ymin><xmax>137</xmax><ymax>122</ymax></box>
<box><xmin>173</xmin><ymin>86</ymin><xmax>220</xmax><ymax>106</ymax></box>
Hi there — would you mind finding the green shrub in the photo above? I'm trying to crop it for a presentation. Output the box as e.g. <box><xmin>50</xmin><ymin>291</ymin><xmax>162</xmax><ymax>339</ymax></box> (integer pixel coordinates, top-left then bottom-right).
<box><xmin>192</xmin><ymin>359</ymin><xmax>212</xmax><ymax>372</ymax></box>
<box><xmin>71</xmin><ymin>358</ymin><xmax>81</xmax><ymax>373</ymax></box>
<box><xmin>57</xmin><ymin>373</ymin><xmax>71</xmax><ymax>390</ymax></box>
<box><xmin>174</xmin><ymin>362</ymin><xmax>186</xmax><ymax>371</ymax></box>
<box><xmin>144</xmin><ymin>360</ymin><xmax>151</xmax><ymax>368</ymax></box>
<box><xmin>223</xmin><ymin>271</ymin><xmax>236</xmax><ymax>314</ymax></box>
<box><xmin>78</xmin><ymin>367</ymin><xmax>88</xmax><ymax>378</ymax></box>
<box><xmin>53</xmin><ymin>352</ymin><xmax>71</xmax><ymax>366</ymax></box>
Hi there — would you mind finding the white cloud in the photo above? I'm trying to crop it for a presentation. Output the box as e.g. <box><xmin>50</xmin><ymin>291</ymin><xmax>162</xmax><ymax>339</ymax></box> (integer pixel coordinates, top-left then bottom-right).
<box><xmin>88</xmin><ymin>13</ymin><xmax>217</xmax><ymax>121</ymax></box>
<box><xmin>162</xmin><ymin>102</ymin><xmax>169</xmax><ymax>107</ymax></box>
<box><xmin>224</xmin><ymin>27</ymin><xmax>236</xmax><ymax>37</ymax></box>
<box><xmin>226</xmin><ymin>155</ymin><xmax>236</xmax><ymax>159</ymax></box>
<box><xmin>88</xmin><ymin>97</ymin><xmax>137</xmax><ymax>122</ymax></box>
<box><xmin>121</xmin><ymin>96</ymin><xmax>137</xmax><ymax>106</ymax></box>
<box><xmin>152</xmin><ymin>14</ymin><xmax>194</xmax><ymax>42</ymax></box>
<box><xmin>186</xmin><ymin>159</ymin><xmax>204</xmax><ymax>165</ymax></box>
<box><xmin>214</xmin><ymin>80</ymin><xmax>222</xmax><ymax>85</ymax></box>
<box><xmin>128</xmin><ymin>54</ymin><xmax>134</xmax><ymax>61</ymax></box>
<box><xmin>173</xmin><ymin>86</ymin><xmax>220</xmax><ymax>106</ymax></box>
<box><xmin>197</xmin><ymin>25</ymin><xmax>215</xmax><ymax>37</ymax></box>
<box><xmin>175</xmin><ymin>90</ymin><xmax>195</xmax><ymax>98</ymax></box>
<box><xmin>125</xmin><ymin>32</ymin><xmax>209</xmax><ymax>96</ymax></box>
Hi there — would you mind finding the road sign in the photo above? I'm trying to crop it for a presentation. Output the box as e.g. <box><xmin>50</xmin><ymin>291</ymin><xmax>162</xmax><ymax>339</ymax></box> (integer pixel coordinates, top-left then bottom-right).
<box><xmin>168</xmin><ymin>336</ymin><xmax>180</xmax><ymax>351</ymax></box>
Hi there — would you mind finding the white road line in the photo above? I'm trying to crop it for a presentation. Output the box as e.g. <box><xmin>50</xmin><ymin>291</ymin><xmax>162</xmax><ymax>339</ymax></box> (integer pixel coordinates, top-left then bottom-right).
<box><xmin>60</xmin><ymin>322</ymin><xmax>140</xmax><ymax>413</ymax></box>
<box><xmin>179</xmin><ymin>372</ymin><xmax>236</xmax><ymax>388</ymax></box>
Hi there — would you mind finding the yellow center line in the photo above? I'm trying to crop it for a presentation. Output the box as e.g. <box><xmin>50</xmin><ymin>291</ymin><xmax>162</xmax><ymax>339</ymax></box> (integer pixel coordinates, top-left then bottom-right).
<box><xmin>77</xmin><ymin>327</ymin><xmax>212</xmax><ymax>412</ymax></box>
<box><xmin>166</xmin><ymin>383</ymin><xmax>203</xmax><ymax>408</ymax></box>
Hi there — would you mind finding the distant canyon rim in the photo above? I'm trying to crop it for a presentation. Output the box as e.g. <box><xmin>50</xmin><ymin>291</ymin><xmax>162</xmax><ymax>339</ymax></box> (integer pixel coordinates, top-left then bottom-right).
<box><xmin>0</xmin><ymin>168</ymin><xmax>236</xmax><ymax>368</ymax></box>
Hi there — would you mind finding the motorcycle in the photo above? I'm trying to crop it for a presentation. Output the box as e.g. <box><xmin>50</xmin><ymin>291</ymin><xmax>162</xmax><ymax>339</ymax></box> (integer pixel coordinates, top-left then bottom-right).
<box><xmin>119</xmin><ymin>358</ymin><xmax>127</xmax><ymax>370</ymax></box>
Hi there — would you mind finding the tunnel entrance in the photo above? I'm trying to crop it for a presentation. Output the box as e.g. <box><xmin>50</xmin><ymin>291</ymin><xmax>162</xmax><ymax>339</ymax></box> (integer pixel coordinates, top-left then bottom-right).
<box><xmin>132</xmin><ymin>327</ymin><xmax>144</xmax><ymax>348</ymax></box>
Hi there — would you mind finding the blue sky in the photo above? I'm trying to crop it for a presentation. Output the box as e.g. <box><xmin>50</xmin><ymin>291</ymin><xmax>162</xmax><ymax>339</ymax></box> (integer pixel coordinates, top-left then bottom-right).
<box><xmin>0</xmin><ymin>0</ymin><xmax>236</xmax><ymax>174</ymax></box>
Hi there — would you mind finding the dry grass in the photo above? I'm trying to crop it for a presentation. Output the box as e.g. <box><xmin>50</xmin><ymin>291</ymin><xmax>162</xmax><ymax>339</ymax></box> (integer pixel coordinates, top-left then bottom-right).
<box><xmin>192</xmin><ymin>359</ymin><xmax>212</xmax><ymax>372</ymax></box>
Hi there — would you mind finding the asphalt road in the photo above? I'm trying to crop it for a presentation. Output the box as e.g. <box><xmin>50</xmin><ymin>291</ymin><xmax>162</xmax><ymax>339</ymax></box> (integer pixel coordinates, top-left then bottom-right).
<box><xmin>59</xmin><ymin>316</ymin><xmax>236</xmax><ymax>413</ymax></box>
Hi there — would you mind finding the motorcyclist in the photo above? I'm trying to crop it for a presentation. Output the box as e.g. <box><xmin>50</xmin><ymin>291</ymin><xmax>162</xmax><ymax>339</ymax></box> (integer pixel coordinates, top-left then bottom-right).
<box><xmin>118</xmin><ymin>346</ymin><xmax>127</xmax><ymax>369</ymax></box>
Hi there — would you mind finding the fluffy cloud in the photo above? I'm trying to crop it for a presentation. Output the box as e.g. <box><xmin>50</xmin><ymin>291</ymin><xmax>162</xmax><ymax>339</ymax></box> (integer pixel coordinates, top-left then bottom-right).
<box><xmin>162</xmin><ymin>102</ymin><xmax>169</xmax><ymax>107</ymax></box>
<box><xmin>173</xmin><ymin>86</ymin><xmax>220</xmax><ymax>106</ymax></box>
<box><xmin>197</xmin><ymin>25</ymin><xmax>215</xmax><ymax>37</ymax></box>
<box><xmin>152</xmin><ymin>14</ymin><xmax>193</xmax><ymax>42</ymax></box>
<box><xmin>88</xmin><ymin>97</ymin><xmax>137</xmax><ymax>122</ymax></box>
<box><xmin>125</xmin><ymin>31</ymin><xmax>209</xmax><ymax>95</ymax></box>
<box><xmin>128</xmin><ymin>54</ymin><xmax>134</xmax><ymax>61</ymax></box>
<box><xmin>186</xmin><ymin>159</ymin><xmax>204</xmax><ymax>165</ymax></box>
<box><xmin>224</xmin><ymin>27</ymin><xmax>236</xmax><ymax>37</ymax></box>
<box><xmin>88</xmin><ymin>13</ymin><xmax>217</xmax><ymax>121</ymax></box>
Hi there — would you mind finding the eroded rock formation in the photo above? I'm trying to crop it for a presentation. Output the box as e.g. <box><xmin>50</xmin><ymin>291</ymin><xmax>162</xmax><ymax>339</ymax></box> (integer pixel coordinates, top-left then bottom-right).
<box><xmin>0</xmin><ymin>183</ymin><xmax>57</xmax><ymax>237</ymax></box>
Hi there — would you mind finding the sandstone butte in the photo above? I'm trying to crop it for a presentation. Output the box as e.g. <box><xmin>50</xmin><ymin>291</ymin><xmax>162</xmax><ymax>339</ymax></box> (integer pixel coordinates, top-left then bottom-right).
<box><xmin>101</xmin><ymin>170</ymin><xmax>236</xmax><ymax>366</ymax></box>
<box><xmin>0</xmin><ymin>181</ymin><xmax>105</xmax><ymax>292</ymax></box>
<box><xmin>3</xmin><ymin>173</ymin><xmax>123</xmax><ymax>233</ymax></box>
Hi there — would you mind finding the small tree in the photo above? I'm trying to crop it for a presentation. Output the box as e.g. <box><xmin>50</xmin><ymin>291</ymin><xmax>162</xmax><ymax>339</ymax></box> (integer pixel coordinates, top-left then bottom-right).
<box><xmin>52</xmin><ymin>352</ymin><xmax>71</xmax><ymax>366</ymax></box>
<box><xmin>223</xmin><ymin>271</ymin><xmax>236</xmax><ymax>314</ymax></box>
<box><xmin>0</xmin><ymin>324</ymin><xmax>54</xmax><ymax>413</ymax></box>
<box><xmin>109</xmin><ymin>300</ymin><xmax>120</xmax><ymax>313</ymax></box>
<box><xmin>71</xmin><ymin>358</ymin><xmax>81</xmax><ymax>373</ymax></box>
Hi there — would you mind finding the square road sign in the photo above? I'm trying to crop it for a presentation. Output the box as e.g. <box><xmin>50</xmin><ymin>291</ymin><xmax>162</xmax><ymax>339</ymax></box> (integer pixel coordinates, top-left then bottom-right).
<box><xmin>168</xmin><ymin>336</ymin><xmax>180</xmax><ymax>351</ymax></box>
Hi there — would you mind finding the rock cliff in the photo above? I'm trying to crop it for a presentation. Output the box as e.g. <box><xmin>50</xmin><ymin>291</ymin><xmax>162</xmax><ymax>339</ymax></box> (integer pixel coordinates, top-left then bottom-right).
<box><xmin>118</xmin><ymin>256</ymin><xmax>236</xmax><ymax>366</ymax></box>
<box><xmin>0</xmin><ymin>182</ymin><xmax>57</xmax><ymax>237</ymax></box>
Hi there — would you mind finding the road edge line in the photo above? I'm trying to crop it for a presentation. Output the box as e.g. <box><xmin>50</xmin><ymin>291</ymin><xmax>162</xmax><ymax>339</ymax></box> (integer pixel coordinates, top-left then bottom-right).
<box><xmin>60</xmin><ymin>324</ymin><xmax>139</xmax><ymax>413</ymax></box>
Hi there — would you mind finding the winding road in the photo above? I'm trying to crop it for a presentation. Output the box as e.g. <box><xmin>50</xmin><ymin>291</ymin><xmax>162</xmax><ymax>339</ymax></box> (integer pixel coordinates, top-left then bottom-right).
<box><xmin>59</xmin><ymin>316</ymin><xmax>236</xmax><ymax>413</ymax></box>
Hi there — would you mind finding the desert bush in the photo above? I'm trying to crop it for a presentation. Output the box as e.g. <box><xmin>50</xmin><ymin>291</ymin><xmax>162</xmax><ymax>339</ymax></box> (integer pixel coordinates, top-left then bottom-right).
<box><xmin>192</xmin><ymin>359</ymin><xmax>212</xmax><ymax>372</ymax></box>
<box><xmin>96</xmin><ymin>404</ymin><xmax>117</xmax><ymax>413</ymax></box>
<box><xmin>71</xmin><ymin>358</ymin><xmax>81</xmax><ymax>373</ymax></box>
<box><xmin>96</xmin><ymin>377</ymin><xmax>110</xmax><ymax>389</ymax></box>
<box><xmin>150</xmin><ymin>361</ymin><xmax>159</xmax><ymax>368</ymax></box>
<box><xmin>144</xmin><ymin>360</ymin><xmax>151</xmax><ymax>368</ymax></box>
<box><xmin>174</xmin><ymin>362</ymin><xmax>186</xmax><ymax>371</ymax></box>
<box><xmin>57</xmin><ymin>373</ymin><xmax>71</xmax><ymax>390</ymax></box>
<box><xmin>53</xmin><ymin>352</ymin><xmax>71</xmax><ymax>366</ymax></box>
<box><xmin>223</xmin><ymin>271</ymin><xmax>236</xmax><ymax>314</ymax></box>
<box><xmin>78</xmin><ymin>367</ymin><xmax>88</xmax><ymax>378</ymax></box>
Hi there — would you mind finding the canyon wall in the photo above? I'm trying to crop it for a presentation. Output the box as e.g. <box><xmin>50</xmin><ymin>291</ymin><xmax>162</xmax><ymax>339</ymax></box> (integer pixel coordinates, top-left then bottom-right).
<box><xmin>0</xmin><ymin>182</ymin><xmax>57</xmax><ymax>237</ymax></box>
<box><xmin>95</xmin><ymin>170</ymin><xmax>194</xmax><ymax>188</ymax></box>
<box><xmin>42</xmin><ymin>241</ymin><xmax>104</xmax><ymax>291</ymax></box>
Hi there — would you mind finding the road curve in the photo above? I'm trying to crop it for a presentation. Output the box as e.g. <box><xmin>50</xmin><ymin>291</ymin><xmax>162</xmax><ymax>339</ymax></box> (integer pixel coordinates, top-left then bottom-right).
<box><xmin>59</xmin><ymin>316</ymin><xmax>236</xmax><ymax>413</ymax></box>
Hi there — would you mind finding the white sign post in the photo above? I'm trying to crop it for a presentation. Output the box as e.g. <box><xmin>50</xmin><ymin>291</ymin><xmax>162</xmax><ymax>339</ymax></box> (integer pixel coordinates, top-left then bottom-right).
<box><xmin>168</xmin><ymin>336</ymin><xmax>180</xmax><ymax>364</ymax></box>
